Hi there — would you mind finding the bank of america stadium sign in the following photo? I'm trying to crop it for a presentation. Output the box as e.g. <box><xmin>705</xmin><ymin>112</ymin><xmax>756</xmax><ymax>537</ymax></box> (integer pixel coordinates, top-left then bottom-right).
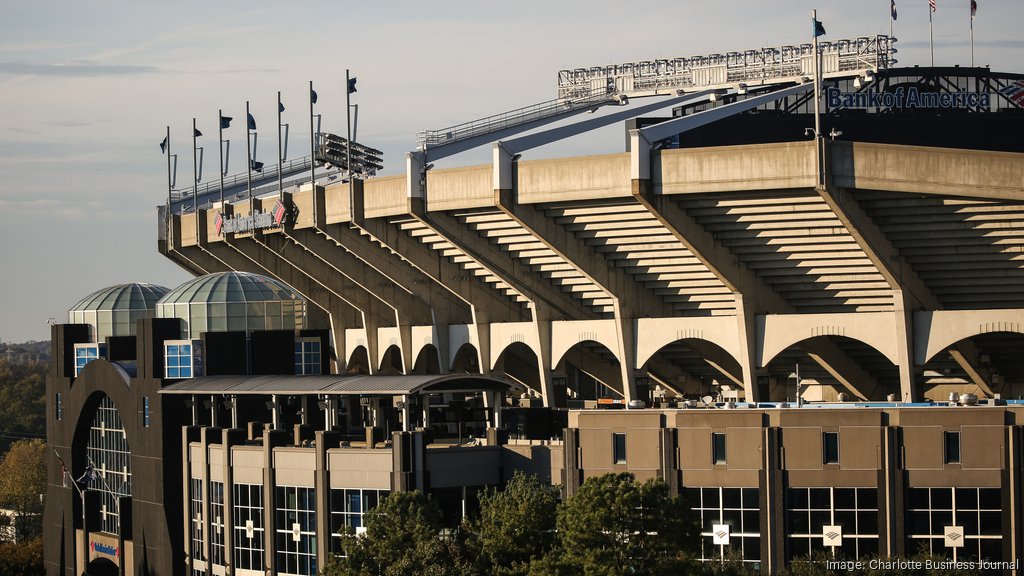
<box><xmin>216</xmin><ymin>200</ymin><xmax>290</xmax><ymax>235</ymax></box>
<box><xmin>827</xmin><ymin>86</ymin><xmax>992</xmax><ymax>111</ymax></box>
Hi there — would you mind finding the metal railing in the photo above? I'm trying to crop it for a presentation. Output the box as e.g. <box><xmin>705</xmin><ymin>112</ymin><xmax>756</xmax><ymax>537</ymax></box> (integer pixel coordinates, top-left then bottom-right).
<box><xmin>416</xmin><ymin>86</ymin><xmax>614</xmax><ymax>148</ymax></box>
<box><xmin>557</xmin><ymin>35</ymin><xmax>896</xmax><ymax>99</ymax></box>
<box><xmin>170</xmin><ymin>155</ymin><xmax>314</xmax><ymax>202</ymax></box>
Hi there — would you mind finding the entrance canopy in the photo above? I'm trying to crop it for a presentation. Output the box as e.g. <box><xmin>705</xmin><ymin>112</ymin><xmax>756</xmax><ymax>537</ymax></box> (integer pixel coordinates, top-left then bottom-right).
<box><xmin>159</xmin><ymin>373</ymin><xmax>512</xmax><ymax>397</ymax></box>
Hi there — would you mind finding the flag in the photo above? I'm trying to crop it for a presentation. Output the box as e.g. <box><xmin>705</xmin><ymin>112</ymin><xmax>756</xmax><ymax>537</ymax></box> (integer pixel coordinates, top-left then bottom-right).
<box><xmin>999</xmin><ymin>80</ymin><xmax>1024</xmax><ymax>106</ymax></box>
<box><xmin>347</xmin><ymin>77</ymin><xmax>357</xmax><ymax>94</ymax></box>
<box><xmin>193</xmin><ymin>128</ymin><xmax>202</xmax><ymax>138</ymax></box>
<box><xmin>310</xmin><ymin>88</ymin><xmax>318</xmax><ymax>104</ymax></box>
<box><xmin>250</xmin><ymin>159</ymin><xmax>264</xmax><ymax>172</ymax></box>
<box><xmin>247</xmin><ymin>113</ymin><xmax>257</xmax><ymax>131</ymax></box>
<box><xmin>891</xmin><ymin>0</ymin><xmax>898</xmax><ymax>20</ymax></box>
<box><xmin>930</xmin><ymin>0</ymin><xmax>936</xmax><ymax>11</ymax></box>
<box><xmin>214</xmin><ymin>213</ymin><xmax>224</xmax><ymax>235</ymax></box>
<box><xmin>272</xmin><ymin>200</ymin><xmax>287</xmax><ymax>225</ymax></box>
<box><xmin>220</xmin><ymin>115</ymin><xmax>233</xmax><ymax>129</ymax></box>
<box><xmin>813</xmin><ymin>18</ymin><xmax>826</xmax><ymax>37</ymax></box>
<box><xmin>160</xmin><ymin>136</ymin><xmax>167</xmax><ymax>154</ymax></box>
<box><xmin>279</xmin><ymin>102</ymin><xmax>285</xmax><ymax>113</ymax></box>
<box><xmin>971</xmin><ymin>0</ymin><xmax>977</xmax><ymax>19</ymax></box>
<box><xmin>54</xmin><ymin>451</ymin><xmax>69</xmax><ymax>486</ymax></box>
<box><xmin>75</xmin><ymin>464</ymin><xmax>96</xmax><ymax>490</ymax></box>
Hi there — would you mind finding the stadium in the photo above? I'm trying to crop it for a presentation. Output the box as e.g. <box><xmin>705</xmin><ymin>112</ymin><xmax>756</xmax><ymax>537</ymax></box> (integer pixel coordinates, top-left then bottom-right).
<box><xmin>45</xmin><ymin>33</ymin><xmax>1024</xmax><ymax>575</ymax></box>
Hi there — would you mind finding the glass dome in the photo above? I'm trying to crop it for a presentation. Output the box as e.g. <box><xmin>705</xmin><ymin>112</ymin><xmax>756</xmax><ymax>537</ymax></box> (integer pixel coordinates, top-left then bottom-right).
<box><xmin>156</xmin><ymin>271</ymin><xmax>306</xmax><ymax>338</ymax></box>
<box><xmin>68</xmin><ymin>283</ymin><xmax>170</xmax><ymax>340</ymax></box>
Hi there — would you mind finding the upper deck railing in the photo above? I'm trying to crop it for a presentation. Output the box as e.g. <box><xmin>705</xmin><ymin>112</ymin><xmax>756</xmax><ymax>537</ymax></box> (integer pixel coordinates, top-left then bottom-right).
<box><xmin>416</xmin><ymin>36</ymin><xmax>894</xmax><ymax>151</ymax></box>
<box><xmin>557</xmin><ymin>35</ymin><xmax>896</xmax><ymax>100</ymax></box>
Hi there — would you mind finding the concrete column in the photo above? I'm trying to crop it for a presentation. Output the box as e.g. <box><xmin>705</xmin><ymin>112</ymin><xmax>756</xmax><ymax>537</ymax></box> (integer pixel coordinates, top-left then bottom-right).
<box><xmin>314</xmin><ymin>430</ymin><xmax>341</xmax><ymax>568</ymax></box>
<box><xmin>1007</xmin><ymin>426</ymin><xmax>1021</xmax><ymax>574</ymax></box>
<box><xmin>613</xmin><ymin>310</ymin><xmax>639</xmax><ymax>404</ymax></box>
<box><xmin>735</xmin><ymin>295</ymin><xmax>762</xmax><ymax>402</ymax></box>
<box><xmin>761</xmin><ymin>427</ymin><xmax>783</xmax><ymax>575</ymax></box>
<box><xmin>221</xmin><ymin>429</ymin><xmax>244</xmax><ymax>576</ymax></box>
<box><xmin>532</xmin><ymin>311</ymin><xmax>557</xmax><ymax>407</ymax></box>
<box><xmin>882</xmin><ymin>426</ymin><xmax>905</xmax><ymax>557</ymax></box>
<box><xmin>893</xmin><ymin>290</ymin><xmax>918</xmax><ymax>402</ymax></box>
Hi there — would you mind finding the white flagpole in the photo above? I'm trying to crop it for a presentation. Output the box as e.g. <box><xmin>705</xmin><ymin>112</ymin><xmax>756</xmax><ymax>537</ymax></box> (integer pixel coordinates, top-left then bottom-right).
<box><xmin>970</xmin><ymin>4</ymin><xmax>975</xmax><ymax>67</ymax></box>
<box><xmin>929</xmin><ymin>4</ymin><xmax>935</xmax><ymax>66</ymax></box>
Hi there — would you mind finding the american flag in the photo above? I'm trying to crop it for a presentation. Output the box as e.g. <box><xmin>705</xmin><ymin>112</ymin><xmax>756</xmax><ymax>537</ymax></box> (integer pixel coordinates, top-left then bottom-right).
<box><xmin>999</xmin><ymin>81</ymin><xmax>1024</xmax><ymax>106</ymax></box>
<box><xmin>930</xmin><ymin>0</ymin><xmax>937</xmax><ymax>11</ymax></box>
<box><xmin>214</xmin><ymin>213</ymin><xmax>224</xmax><ymax>235</ymax></box>
<box><xmin>272</xmin><ymin>200</ymin><xmax>287</xmax><ymax>226</ymax></box>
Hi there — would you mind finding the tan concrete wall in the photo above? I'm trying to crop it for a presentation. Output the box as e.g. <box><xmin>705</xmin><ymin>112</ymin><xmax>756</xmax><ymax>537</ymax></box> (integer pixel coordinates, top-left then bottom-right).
<box><xmin>517</xmin><ymin>153</ymin><xmax>631</xmax><ymax>204</ymax></box>
<box><xmin>209</xmin><ymin>445</ymin><xmax>224</xmax><ymax>482</ymax></box>
<box><xmin>181</xmin><ymin>213</ymin><xmax>198</xmax><ymax>246</ymax></box>
<box><xmin>654</xmin><ymin>141</ymin><xmax>817</xmax><ymax>195</ymax></box>
<box><xmin>832</xmin><ymin>142</ymin><xmax>1024</xmax><ymax>200</ymax></box>
<box><xmin>323</xmin><ymin>182</ymin><xmax>349</xmax><ymax>225</ymax></box>
<box><xmin>327</xmin><ymin>449</ymin><xmax>393</xmax><ymax>489</ymax></box>
<box><xmin>426</xmin><ymin>165</ymin><xmax>493</xmax><ymax>211</ymax></box>
<box><xmin>231</xmin><ymin>446</ymin><xmax>263</xmax><ymax>484</ymax></box>
<box><xmin>364</xmin><ymin>175</ymin><xmax>409</xmax><ymax>219</ymax></box>
<box><xmin>576</xmin><ymin>411</ymin><xmax>664</xmax><ymax>476</ymax></box>
<box><xmin>273</xmin><ymin>447</ymin><xmax>316</xmax><ymax>486</ymax></box>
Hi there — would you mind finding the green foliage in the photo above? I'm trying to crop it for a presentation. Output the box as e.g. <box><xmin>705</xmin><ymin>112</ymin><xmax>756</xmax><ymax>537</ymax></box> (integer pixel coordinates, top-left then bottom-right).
<box><xmin>324</xmin><ymin>490</ymin><xmax>478</xmax><ymax>576</ymax></box>
<box><xmin>0</xmin><ymin>538</ymin><xmax>44</xmax><ymax>576</ymax></box>
<box><xmin>0</xmin><ymin>440</ymin><xmax>46</xmax><ymax>542</ymax></box>
<box><xmin>463</xmin><ymin>471</ymin><xmax>558</xmax><ymax>576</ymax></box>
<box><xmin>0</xmin><ymin>359</ymin><xmax>47</xmax><ymax>456</ymax></box>
<box><xmin>553</xmin><ymin>472</ymin><xmax>700</xmax><ymax>576</ymax></box>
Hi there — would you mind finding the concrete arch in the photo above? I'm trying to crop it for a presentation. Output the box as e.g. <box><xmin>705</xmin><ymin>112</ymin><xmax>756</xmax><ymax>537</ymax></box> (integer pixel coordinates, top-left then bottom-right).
<box><xmin>411</xmin><ymin>325</ymin><xmax>448</xmax><ymax>374</ymax></box>
<box><xmin>379</xmin><ymin>345</ymin><xmax>404</xmax><ymax>374</ymax></box>
<box><xmin>489</xmin><ymin>322</ymin><xmax>543</xmax><ymax>371</ymax></box>
<box><xmin>450</xmin><ymin>343</ymin><xmax>480</xmax><ymax>373</ymax></box>
<box><xmin>550</xmin><ymin>319</ymin><xmax>621</xmax><ymax>370</ymax></box>
<box><xmin>635</xmin><ymin>316</ymin><xmax>743</xmax><ymax>370</ymax></box>
<box><xmin>346</xmin><ymin>345</ymin><xmax>371</xmax><ymax>375</ymax></box>
<box><xmin>915</xmin><ymin>309</ymin><xmax>1024</xmax><ymax>364</ymax></box>
<box><xmin>758</xmin><ymin>312</ymin><xmax>899</xmax><ymax>367</ymax></box>
<box><xmin>492</xmin><ymin>341</ymin><xmax>542</xmax><ymax>395</ymax></box>
<box><xmin>412</xmin><ymin>344</ymin><xmax>442</xmax><ymax>375</ymax></box>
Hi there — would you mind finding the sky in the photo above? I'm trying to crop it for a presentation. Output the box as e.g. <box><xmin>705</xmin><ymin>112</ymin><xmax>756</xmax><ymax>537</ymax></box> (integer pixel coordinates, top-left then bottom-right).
<box><xmin>1</xmin><ymin>0</ymin><xmax>1022</xmax><ymax>343</ymax></box>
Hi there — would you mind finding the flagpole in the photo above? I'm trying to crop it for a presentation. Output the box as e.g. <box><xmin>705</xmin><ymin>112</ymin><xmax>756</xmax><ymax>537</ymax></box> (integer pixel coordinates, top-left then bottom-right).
<box><xmin>192</xmin><ymin>118</ymin><xmax>200</xmax><ymax>239</ymax></box>
<box><xmin>812</xmin><ymin>10</ymin><xmax>823</xmax><ymax>187</ymax></box>
<box><xmin>346</xmin><ymin>69</ymin><xmax>353</xmax><ymax>206</ymax></box>
<box><xmin>277</xmin><ymin>91</ymin><xmax>284</xmax><ymax>203</ymax></box>
<box><xmin>970</xmin><ymin>4</ymin><xmax>975</xmax><ymax>67</ymax></box>
<box><xmin>219</xmin><ymin>109</ymin><xmax>225</xmax><ymax>209</ymax></box>
<box><xmin>309</xmin><ymin>81</ymin><xmax>316</xmax><ymax>224</ymax></box>
<box><xmin>929</xmin><ymin>4</ymin><xmax>934</xmax><ymax>67</ymax></box>
<box><xmin>246</xmin><ymin>100</ymin><xmax>253</xmax><ymax>217</ymax></box>
<box><xmin>165</xmin><ymin>126</ymin><xmax>172</xmax><ymax>228</ymax></box>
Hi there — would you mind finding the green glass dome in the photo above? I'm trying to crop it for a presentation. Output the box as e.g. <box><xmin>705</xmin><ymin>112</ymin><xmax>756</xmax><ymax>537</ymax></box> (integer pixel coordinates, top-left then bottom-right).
<box><xmin>156</xmin><ymin>271</ymin><xmax>305</xmax><ymax>338</ymax></box>
<box><xmin>69</xmin><ymin>283</ymin><xmax>170</xmax><ymax>340</ymax></box>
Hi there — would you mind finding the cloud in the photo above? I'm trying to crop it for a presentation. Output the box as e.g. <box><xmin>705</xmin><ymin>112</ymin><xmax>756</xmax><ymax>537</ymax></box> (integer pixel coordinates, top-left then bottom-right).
<box><xmin>0</xmin><ymin>60</ymin><xmax>159</xmax><ymax>77</ymax></box>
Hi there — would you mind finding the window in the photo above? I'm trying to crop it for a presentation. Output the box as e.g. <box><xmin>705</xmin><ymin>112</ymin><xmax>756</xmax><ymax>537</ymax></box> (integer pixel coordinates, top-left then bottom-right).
<box><xmin>166</xmin><ymin>340</ymin><xmax>203</xmax><ymax>379</ymax></box>
<box><xmin>944</xmin><ymin>431</ymin><xmax>961</xmax><ymax>464</ymax></box>
<box><xmin>233</xmin><ymin>483</ymin><xmax>264</xmax><ymax>572</ymax></box>
<box><xmin>685</xmin><ymin>487</ymin><xmax>761</xmax><ymax>566</ymax></box>
<box><xmin>190</xmin><ymin>478</ymin><xmax>205</xmax><ymax>565</ymax></box>
<box><xmin>295</xmin><ymin>338</ymin><xmax>322</xmax><ymax>375</ymax></box>
<box><xmin>74</xmin><ymin>343</ymin><xmax>107</xmax><ymax>376</ymax></box>
<box><xmin>142</xmin><ymin>397</ymin><xmax>150</xmax><ymax>428</ymax></box>
<box><xmin>613</xmin><ymin>433</ymin><xmax>627</xmax><ymax>464</ymax></box>
<box><xmin>823</xmin><ymin>432</ymin><xmax>840</xmax><ymax>465</ymax></box>
<box><xmin>209</xmin><ymin>481</ymin><xmax>225</xmax><ymax>566</ymax></box>
<box><xmin>330</xmin><ymin>488</ymin><xmax>389</xmax><ymax>554</ymax></box>
<box><xmin>86</xmin><ymin>394</ymin><xmax>131</xmax><ymax>534</ymax></box>
<box><xmin>905</xmin><ymin>487</ymin><xmax>1002</xmax><ymax>562</ymax></box>
<box><xmin>275</xmin><ymin>486</ymin><xmax>317</xmax><ymax>575</ymax></box>
<box><xmin>713</xmin><ymin>433</ymin><xmax>727</xmax><ymax>465</ymax></box>
<box><xmin>56</xmin><ymin>393</ymin><xmax>62</xmax><ymax>421</ymax></box>
<box><xmin>786</xmin><ymin>487</ymin><xmax>879</xmax><ymax>560</ymax></box>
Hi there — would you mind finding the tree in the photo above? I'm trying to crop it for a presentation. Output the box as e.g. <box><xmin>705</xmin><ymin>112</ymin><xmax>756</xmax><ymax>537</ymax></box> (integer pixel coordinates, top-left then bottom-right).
<box><xmin>0</xmin><ymin>359</ymin><xmax>47</xmax><ymax>456</ymax></box>
<box><xmin>0</xmin><ymin>538</ymin><xmax>44</xmax><ymax>576</ymax></box>
<box><xmin>552</xmin><ymin>472</ymin><xmax>700</xmax><ymax>576</ymax></box>
<box><xmin>463</xmin><ymin>471</ymin><xmax>558</xmax><ymax>576</ymax></box>
<box><xmin>0</xmin><ymin>440</ymin><xmax>46</xmax><ymax>542</ymax></box>
<box><xmin>324</xmin><ymin>490</ymin><xmax>477</xmax><ymax>576</ymax></box>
